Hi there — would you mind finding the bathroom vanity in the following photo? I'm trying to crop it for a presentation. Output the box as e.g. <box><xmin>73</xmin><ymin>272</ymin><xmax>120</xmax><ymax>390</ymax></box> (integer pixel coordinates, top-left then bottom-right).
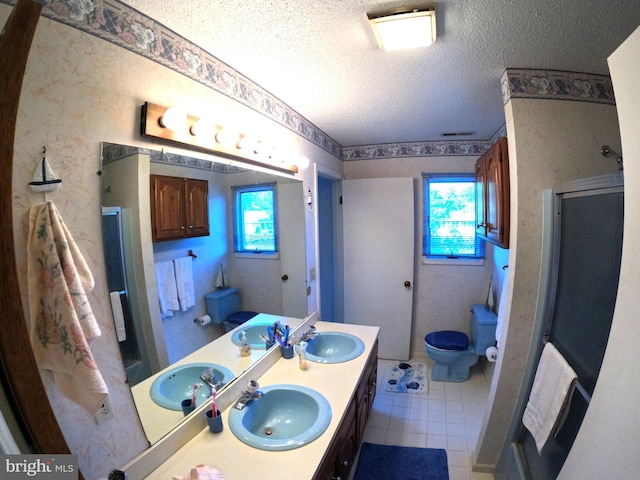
<box><xmin>134</xmin><ymin>321</ymin><xmax>379</xmax><ymax>480</ymax></box>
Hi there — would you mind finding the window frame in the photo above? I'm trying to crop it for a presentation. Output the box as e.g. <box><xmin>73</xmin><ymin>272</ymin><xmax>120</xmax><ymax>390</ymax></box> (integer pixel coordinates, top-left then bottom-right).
<box><xmin>422</xmin><ymin>173</ymin><xmax>485</xmax><ymax>264</ymax></box>
<box><xmin>232</xmin><ymin>183</ymin><xmax>278</xmax><ymax>255</ymax></box>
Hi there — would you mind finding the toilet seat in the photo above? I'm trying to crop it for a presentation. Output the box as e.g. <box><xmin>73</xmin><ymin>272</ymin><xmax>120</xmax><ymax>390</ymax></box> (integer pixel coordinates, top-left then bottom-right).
<box><xmin>227</xmin><ymin>310</ymin><xmax>258</xmax><ymax>327</ymax></box>
<box><xmin>425</xmin><ymin>330</ymin><xmax>469</xmax><ymax>351</ymax></box>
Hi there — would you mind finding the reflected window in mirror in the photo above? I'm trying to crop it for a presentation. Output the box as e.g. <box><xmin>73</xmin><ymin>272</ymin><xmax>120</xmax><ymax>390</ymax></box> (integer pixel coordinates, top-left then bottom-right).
<box><xmin>233</xmin><ymin>183</ymin><xmax>278</xmax><ymax>253</ymax></box>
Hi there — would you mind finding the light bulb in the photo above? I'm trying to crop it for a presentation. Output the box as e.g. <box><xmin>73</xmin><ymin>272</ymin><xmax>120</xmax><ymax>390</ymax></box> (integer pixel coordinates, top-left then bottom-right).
<box><xmin>296</xmin><ymin>155</ymin><xmax>310</xmax><ymax>170</ymax></box>
<box><xmin>215</xmin><ymin>127</ymin><xmax>239</xmax><ymax>148</ymax></box>
<box><xmin>159</xmin><ymin>106</ymin><xmax>188</xmax><ymax>131</ymax></box>
<box><xmin>190</xmin><ymin>118</ymin><xmax>216</xmax><ymax>137</ymax></box>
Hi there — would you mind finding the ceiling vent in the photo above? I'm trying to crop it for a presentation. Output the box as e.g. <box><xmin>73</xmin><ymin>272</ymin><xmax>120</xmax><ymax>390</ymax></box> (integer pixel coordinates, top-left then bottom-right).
<box><xmin>441</xmin><ymin>131</ymin><xmax>476</xmax><ymax>137</ymax></box>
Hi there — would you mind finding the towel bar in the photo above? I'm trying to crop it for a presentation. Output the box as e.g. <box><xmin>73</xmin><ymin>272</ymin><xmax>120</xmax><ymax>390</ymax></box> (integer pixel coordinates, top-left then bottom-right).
<box><xmin>542</xmin><ymin>336</ymin><xmax>591</xmax><ymax>404</ymax></box>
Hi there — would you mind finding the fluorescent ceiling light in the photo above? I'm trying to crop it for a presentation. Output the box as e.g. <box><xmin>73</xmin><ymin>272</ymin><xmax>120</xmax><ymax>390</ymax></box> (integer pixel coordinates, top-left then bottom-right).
<box><xmin>368</xmin><ymin>4</ymin><xmax>437</xmax><ymax>51</ymax></box>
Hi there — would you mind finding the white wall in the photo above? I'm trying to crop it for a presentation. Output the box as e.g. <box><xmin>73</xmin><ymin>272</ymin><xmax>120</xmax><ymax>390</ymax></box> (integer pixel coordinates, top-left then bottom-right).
<box><xmin>559</xmin><ymin>26</ymin><xmax>640</xmax><ymax>479</ymax></box>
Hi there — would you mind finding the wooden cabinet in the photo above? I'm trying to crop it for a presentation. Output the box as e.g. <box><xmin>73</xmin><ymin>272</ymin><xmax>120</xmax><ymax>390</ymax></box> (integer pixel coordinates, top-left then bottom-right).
<box><xmin>314</xmin><ymin>339</ymin><xmax>378</xmax><ymax>480</ymax></box>
<box><xmin>314</xmin><ymin>399</ymin><xmax>357</xmax><ymax>480</ymax></box>
<box><xmin>356</xmin><ymin>340</ymin><xmax>378</xmax><ymax>443</ymax></box>
<box><xmin>151</xmin><ymin>174</ymin><xmax>209</xmax><ymax>242</ymax></box>
<box><xmin>475</xmin><ymin>137</ymin><xmax>510</xmax><ymax>248</ymax></box>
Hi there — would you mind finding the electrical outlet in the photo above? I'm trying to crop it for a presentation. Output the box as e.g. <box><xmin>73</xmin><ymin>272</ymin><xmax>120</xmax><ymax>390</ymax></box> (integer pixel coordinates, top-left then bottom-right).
<box><xmin>94</xmin><ymin>397</ymin><xmax>114</xmax><ymax>425</ymax></box>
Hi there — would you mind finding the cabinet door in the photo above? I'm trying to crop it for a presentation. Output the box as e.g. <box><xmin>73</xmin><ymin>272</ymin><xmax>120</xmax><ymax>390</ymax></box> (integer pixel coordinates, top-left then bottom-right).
<box><xmin>475</xmin><ymin>156</ymin><xmax>487</xmax><ymax>236</ymax></box>
<box><xmin>151</xmin><ymin>175</ymin><xmax>185</xmax><ymax>241</ymax></box>
<box><xmin>335</xmin><ymin>401</ymin><xmax>357</xmax><ymax>480</ymax></box>
<box><xmin>314</xmin><ymin>398</ymin><xmax>357</xmax><ymax>480</ymax></box>
<box><xmin>485</xmin><ymin>138</ymin><xmax>509</xmax><ymax>247</ymax></box>
<box><xmin>184</xmin><ymin>178</ymin><xmax>209</xmax><ymax>237</ymax></box>
<box><xmin>356</xmin><ymin>339</ymin><xmax>378</xmax><ymax>443</ymax></box>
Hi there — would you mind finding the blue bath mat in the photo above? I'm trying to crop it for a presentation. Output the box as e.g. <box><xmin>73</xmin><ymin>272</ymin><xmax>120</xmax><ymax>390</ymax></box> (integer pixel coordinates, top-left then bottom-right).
<box><xmin>383</xmin><ymin>361</ymin><xmax>428</xmax><ymax>394</ymax></box>
<box><xmin>353</xmin><ymin>442</ymin><xmax>449</xmax><ymax>480</ymax></box>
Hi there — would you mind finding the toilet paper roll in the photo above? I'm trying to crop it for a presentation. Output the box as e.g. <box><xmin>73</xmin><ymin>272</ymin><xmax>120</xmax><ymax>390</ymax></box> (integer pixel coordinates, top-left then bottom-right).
<box><xmin>485</xmin><ymin>346</ymin><xmax>498</xmax><ymax>363</ymax></box>
<box><xmin>195</xmin><ymin>314</ymin><xmax>211</xmax><ymax>326</ymax></box>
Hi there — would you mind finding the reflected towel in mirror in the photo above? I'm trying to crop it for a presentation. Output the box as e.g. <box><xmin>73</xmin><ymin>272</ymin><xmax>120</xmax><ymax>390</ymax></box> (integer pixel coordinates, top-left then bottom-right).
<box><xmin>173</xmin><ymin>256</ymin><xmax>195</xmax><ymax>311</ymax></box>
<box><xmin>155</xmin><ymin>260</ymin><xmax>179</xmax><ymax>317</ymax></box>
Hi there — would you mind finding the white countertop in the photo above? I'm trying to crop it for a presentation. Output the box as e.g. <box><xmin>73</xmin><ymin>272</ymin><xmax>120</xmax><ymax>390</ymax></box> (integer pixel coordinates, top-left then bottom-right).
<box><xmin>131</xmin><ymin>313</ymin><xmax>306</xmax><ymax>444</ymax></box>
<box><xmin>143</xmin><ymin>321</ymin><xmax>379</xmax><ymax>480</ymax></box>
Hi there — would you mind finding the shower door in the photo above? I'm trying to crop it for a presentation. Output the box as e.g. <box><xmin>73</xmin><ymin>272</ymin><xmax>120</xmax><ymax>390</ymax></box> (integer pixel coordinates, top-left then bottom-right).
<box><xmin>512</xmin><ymin>172</ymin><xmax>624</xmax><ymax>479</ymax></box>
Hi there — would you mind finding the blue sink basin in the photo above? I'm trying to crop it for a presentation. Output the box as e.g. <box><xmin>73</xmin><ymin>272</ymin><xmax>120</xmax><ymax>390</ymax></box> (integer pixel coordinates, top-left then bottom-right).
<box><xmin>305</xmin><ymin>332</ymin><xmax>365</xmax><ymax>363</ymax></box>
<box><xmin>231</xmin><ymin>322</ymin><xmax>274</xmax><ymax>350</ymax></box>
<box><xmin>150</xmin><ymin>363</ymin><xmax>234</xmax><ymax>411</ymax></box>
<box><xmin>228</xmin><ymin>384</ymin><xmax>332</xmax><ymax>451</ymax></box>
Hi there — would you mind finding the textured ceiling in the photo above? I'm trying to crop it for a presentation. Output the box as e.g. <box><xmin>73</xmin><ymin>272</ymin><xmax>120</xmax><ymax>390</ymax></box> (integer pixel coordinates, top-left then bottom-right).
<box><xmin>125</xmin><ymin>1</ymin><xmax>640</xmax><ymax>147</ymax></box>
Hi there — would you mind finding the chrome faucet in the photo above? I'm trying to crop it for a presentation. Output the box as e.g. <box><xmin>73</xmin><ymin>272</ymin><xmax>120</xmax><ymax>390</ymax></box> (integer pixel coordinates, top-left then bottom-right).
<box><xmin>234</xmin><ymin>379</ymin><xmax>263</xmax><ymax>410</ymax></box>
<box><xmin>200</xmin><ymin>369</ymin><xmax>222</xmax><ymax>392</ymax></box>
<box><xmin>300</xmin><ymin>325</ymin><xmax>319</xmax><ymax>342</ymax></box>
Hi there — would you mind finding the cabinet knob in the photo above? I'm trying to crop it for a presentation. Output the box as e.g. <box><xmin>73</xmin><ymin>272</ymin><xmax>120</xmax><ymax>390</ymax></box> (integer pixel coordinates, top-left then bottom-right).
<box><xmin>342</xmin><ymin>460</ymin><xmax>349</xmax><ymax>467</ymax></box>
<box><xmin>188</xmin><ymin>225</ymin><xmax>193</xmax><ymax>229</ymax></box>
<box><xmin>180</xmin><ymin>226</ymin><xmax>185</xmax><ymax>230</ymax></box>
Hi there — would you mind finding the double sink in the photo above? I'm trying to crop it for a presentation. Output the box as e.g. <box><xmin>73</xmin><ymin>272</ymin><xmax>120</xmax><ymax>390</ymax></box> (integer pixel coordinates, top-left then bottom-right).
<box><xmin>150</xmin><ymin>330</ymin><xmax>365</xmax><ymax>451</ymax></box>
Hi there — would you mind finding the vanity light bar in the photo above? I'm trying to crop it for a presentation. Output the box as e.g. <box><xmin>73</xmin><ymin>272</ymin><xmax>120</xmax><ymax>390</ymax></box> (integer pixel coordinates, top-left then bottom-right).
<box><xmin>140</xmin><ymin>102</ymin><xmax>299</xmax><ymax>174</ymax></box>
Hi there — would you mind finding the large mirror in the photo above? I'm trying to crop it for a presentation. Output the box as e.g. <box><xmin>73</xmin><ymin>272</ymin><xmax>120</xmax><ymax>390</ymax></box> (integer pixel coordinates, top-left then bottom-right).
<box><xmin>100</xmin><ymin>143</ymin><xmax>308</xmax><ymax>443</ymax></box>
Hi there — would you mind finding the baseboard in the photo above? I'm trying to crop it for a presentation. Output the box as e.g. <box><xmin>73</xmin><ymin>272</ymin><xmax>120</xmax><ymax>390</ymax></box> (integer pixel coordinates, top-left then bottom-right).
<box><xmin>472</xmin><ymin>463</ymin><xmax>495</xmax><ymax>474</ymax></box>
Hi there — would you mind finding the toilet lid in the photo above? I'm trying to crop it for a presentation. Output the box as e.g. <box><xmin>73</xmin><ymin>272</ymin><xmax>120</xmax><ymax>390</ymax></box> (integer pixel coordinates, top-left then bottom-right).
<box><xmin>227</xmin><ymin>311</ymin><xmax>259</xmax><ymax>325</ymax></box>
<box><xmin>425</xmin><ymin>331</ymin><xmax>469</xmax><ymax>351</ymax></box>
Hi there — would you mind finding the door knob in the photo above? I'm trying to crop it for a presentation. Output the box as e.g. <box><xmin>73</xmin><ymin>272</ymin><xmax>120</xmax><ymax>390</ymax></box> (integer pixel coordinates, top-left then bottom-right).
<box><xmin>281</xmin><ymin>274</ymin><xmax>289</xmax><ymax>281</ymax></box>
<box><xmin>404</xmin><ymin>280</ymin><xmax>411</xmax><ymax>288</ymax></box>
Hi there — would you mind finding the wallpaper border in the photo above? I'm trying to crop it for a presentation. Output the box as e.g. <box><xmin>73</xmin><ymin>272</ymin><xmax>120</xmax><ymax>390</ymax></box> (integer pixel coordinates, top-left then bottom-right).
<box><xmin>5</xmin><ymin>1</ymin><xmax>615</xmax><ymax>160</ymax></box>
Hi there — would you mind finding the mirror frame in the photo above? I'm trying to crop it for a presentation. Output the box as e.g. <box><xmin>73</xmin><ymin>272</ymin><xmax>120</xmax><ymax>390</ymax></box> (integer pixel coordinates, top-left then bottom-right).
<box><xmin>0</xmin><ymin>0</ymin><xmax>79</xmax><ymax>475</ymax></box>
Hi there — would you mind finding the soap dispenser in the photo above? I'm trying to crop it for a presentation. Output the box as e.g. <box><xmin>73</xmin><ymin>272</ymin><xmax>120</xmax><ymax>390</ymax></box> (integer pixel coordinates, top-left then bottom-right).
<box><xmin>239</xmin><ymin>330</ymin><xmax>251</xmax><ymax>357</ymax></box>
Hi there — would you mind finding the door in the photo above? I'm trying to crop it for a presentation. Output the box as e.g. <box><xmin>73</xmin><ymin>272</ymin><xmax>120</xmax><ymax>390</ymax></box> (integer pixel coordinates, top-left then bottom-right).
<box><xmin>318</xmin><ymin>174</ymin><xmax>343</xmax><ymax>323</ymax></box>
<box><xmin>342</xmin><ymin>177</ymin><xmax>414</xmax><ymax>360</ymax></box>
<box><xmin>278</xmin><ymin>182</ymin><xmax>308</xmax><ymax>318</ymax></box>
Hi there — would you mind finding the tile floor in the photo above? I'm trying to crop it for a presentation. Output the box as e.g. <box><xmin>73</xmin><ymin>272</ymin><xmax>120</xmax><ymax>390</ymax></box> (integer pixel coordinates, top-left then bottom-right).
<box><xmin>355</xmin><ymin>357</ymin><xmax>494</xmax><ymax>480</ymax></box>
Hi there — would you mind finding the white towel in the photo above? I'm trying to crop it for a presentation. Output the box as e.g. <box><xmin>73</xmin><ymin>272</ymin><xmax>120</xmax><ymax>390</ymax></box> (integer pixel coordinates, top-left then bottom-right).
<box><xmin>173</xmin><ymin>256</ymin><xmax>195</xmax><ymax>311</ymax></box>
<box><xmin>27</xmin><ymin>201</ymin><xmax>108</xmax><ymax>414</ymax></box>
<box><xmin>522</xmin><ymin>343</ymin><xmax>577</xmax><ymax>454</ymax></box>
<box><xmin>155</xmin><ymin>261</ymin><xmax>179</xmax><ymax>317</ymax></box>
<box><xmin>109</xmin><ymin>291</ymin><xmax>127</xmax><ymax>342</ymax></box>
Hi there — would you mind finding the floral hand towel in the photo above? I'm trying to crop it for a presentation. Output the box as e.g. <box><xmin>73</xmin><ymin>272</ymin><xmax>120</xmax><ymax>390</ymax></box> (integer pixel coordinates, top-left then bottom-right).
<box><xmin>27</xmin><ymin>201</ymin><xmax>108</xmax><ymax>414</ymax></box>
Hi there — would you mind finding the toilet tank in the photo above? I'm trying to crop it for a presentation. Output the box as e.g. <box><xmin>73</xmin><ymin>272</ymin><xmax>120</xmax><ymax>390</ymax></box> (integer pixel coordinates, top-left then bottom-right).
<box><xmin>470</xmin><ymin>304</ymin><xmax>498</xmax><ymax>354</ymax></box>
<box><xmin>204</xmin><ymin>288</ymin><xmax>240</xmax><ymax>324</ymax></box>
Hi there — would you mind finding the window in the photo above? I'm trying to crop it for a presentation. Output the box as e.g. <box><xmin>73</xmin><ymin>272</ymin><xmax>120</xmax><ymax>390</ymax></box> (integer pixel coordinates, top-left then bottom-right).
<box><xmin>233</xmin><ymin>183</ymin><xmax>277</xmax><ymax>253</ymax></box>
<box><xmin>422</xmin><ymin>174</ymin><xmax>484</xmax><ymax>259</ymax></box>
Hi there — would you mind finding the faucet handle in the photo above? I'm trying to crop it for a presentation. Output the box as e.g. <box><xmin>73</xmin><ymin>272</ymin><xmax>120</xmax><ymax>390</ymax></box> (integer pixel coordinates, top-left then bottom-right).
<box><xmin>247</xmin><ymin>379</ymin><xmax>259</xmax><ymax>393</ymax></box>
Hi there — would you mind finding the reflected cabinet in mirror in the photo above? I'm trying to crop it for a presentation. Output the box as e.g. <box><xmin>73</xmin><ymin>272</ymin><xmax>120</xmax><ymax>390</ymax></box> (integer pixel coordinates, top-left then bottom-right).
<box><xmin>100</xmin><ymin>143</ymin><xmax>308</xmax><ymax>443</ymax></box>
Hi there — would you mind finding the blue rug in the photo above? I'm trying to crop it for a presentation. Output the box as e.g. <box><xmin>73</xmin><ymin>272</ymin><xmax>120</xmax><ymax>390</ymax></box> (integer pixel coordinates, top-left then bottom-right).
<box><xmin>353</xmin><ymin>442</ymin><xmax>449</xmax><ymax>480</ymax></box>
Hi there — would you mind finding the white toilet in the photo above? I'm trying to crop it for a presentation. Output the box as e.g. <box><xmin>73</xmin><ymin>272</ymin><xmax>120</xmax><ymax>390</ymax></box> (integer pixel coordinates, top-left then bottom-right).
<box><xmin>424</xmin><ymin>304</ymin><xmax>498</xmax><ymax>382</ymax></box>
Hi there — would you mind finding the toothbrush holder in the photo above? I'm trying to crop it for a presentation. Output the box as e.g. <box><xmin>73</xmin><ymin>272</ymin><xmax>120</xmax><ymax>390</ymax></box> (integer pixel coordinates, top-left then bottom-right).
<box><xmin>181</xmin><ymin>399</ymin><xmax>196</xmax><ymax>416</ymax></box>
<box><xmin>206</xmin><ymin>409</ymin><xmax>223</xmax><ymax>433</ymax></box>
<box><xmin>280</xmin><ymin>344</ymin><xmax>294</xmax><ymax>359</ymax></box>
